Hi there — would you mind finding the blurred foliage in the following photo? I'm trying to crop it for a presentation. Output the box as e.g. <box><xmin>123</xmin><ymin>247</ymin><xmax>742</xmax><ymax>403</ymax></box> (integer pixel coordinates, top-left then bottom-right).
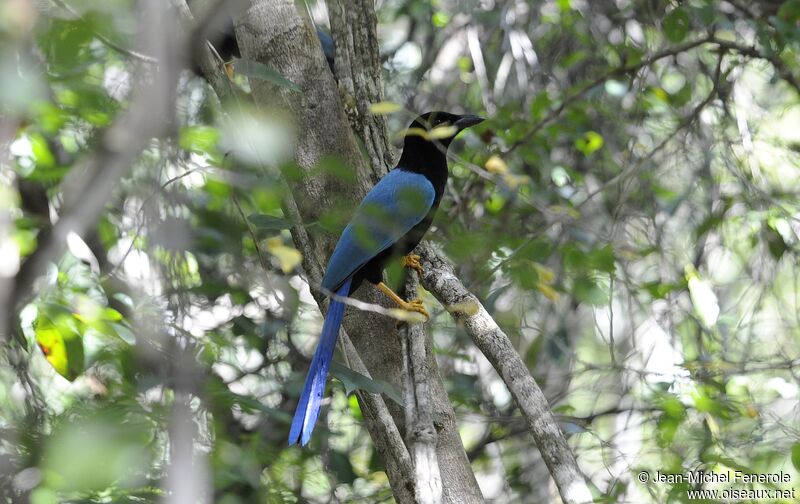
<box><xmin>1</xmin><ymin>0</ymin><xmax>800</xmax><ymax>502</ymax></box>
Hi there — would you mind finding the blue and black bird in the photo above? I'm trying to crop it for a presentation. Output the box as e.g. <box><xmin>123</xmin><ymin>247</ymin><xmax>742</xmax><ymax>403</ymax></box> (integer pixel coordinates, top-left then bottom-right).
<box><xmin>289</xmin><ymin>111</ymin><xmax>484</xmax><ymax>446</ymax></box>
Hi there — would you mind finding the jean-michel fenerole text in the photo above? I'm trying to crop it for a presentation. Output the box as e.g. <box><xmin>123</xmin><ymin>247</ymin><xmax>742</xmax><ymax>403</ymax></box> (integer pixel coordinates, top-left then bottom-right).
<box><xmin>652</xmin><ymin>470</ymin><xmax>791</xmax><ymax>485</ymax></box>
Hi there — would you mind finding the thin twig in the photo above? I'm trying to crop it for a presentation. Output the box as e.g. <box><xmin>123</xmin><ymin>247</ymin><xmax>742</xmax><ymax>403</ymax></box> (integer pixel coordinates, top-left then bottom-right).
<box><xmin>49</xmin><ymin>0</ymin><xmax>158</xmax><ymax>63</ymax></box>
<box><xmin>231</xmin><ymin>193</ymin><xmax>270</xmax><ymax>272</ymax></box>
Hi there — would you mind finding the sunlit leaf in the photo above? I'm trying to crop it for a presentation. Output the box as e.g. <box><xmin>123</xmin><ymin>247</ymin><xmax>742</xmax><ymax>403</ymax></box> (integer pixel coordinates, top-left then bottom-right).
<box><xmin>574</xmin><ymin>131</ymin><xmax>604</xmax><ymax>155</ymax></box>
<box><xmin>30</xmin><ymin>134</ymin><xmax>55</xmax><ymax>169</ymax></box>
<box><xmin>446</xmin><ymin>300</ymin><xmax>480</xmax><ymax>316</ymax></box>
<box><xmin>179</xmin><ymin>125</ymin><xmax>219</xmax><ymax>154</ymax></box>
<box><xmin>686</xmin><ymin>265</ymin><xmax>719</xmax><ymax>328</ymax></box>
<box><xmin>485</xmin><ymin>155</ymin><xmax>508</xmax><ymax>174</ymax></box>
<box><xmin>536</xmin><ymin>282</ymin><xmax>560</xmax><ymax>301</ymax></box>
<box><xmin>35</xmin><ymin>317</ymin><xmax>84</xmax><ymax>381</ymax></box>
<box><xmin>431</xmin><ymin>11</ymin><xmax>450</xmax><ymax>27</ymax></box>
<box><xmin>265</xmin><ymin>237</ymin><xmax>302</xmax><ymax>273</ymax></box>
<box><xmin>369</xmin><ymin>101</ymin><xmax>403</xmax><ymax>115</ymax></box>
<box><xmin>426</xmin><ymin>124</ymin><xmax>458</xmax><ymax>140</ymax></box>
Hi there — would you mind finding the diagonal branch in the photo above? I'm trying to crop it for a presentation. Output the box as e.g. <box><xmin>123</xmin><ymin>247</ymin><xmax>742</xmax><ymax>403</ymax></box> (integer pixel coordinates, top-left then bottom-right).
<box><xmin>417</xmin><ymin>241</ymin><xmax>594</xmax><ymax>504</ymax></box>
<box><xmin>401</xmin><ymin>270</ymin><xmax>442</xmax><ymax>504</ymax></box>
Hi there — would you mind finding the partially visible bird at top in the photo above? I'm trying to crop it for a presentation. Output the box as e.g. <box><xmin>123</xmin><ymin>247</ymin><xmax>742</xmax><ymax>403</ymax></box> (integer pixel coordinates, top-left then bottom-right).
<box><xmin>195</xmin><ymin>9</ymin><xmax>335</xmax><ymax>73</ymax></box>
<box><xmin>289</xmin><ymin>111</ymin><xmax>485</xmax><ymax>446</ymax></box>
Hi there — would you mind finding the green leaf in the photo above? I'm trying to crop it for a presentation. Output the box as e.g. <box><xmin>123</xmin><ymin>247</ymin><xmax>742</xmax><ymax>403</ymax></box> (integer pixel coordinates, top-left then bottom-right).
<box><xmin>643</xmin><ymin>281</ymin><xmax>679</xmax><ymax>300</ymax></box>
<box><xmin>35</xmin><ymin>316</ymin><xmax>85</xmax><ymax>381</ymax></box>
<box><xmin>792</xmin><ymin>443</ymin><xmax>800</xmax><ymax>472</ymax></box>
<box><xmin>431</xmin><ymin>11</ymin><xmax>450</xmax><ymax>27</ymax></box>
<box><xmin>248</xmin><ymin>214</ymin><xmax>292</xmax><ymax>235</ymax></box>
<box><xmin>330</xmin><ymin>451</ymin><xmax>357</xmax><ymax>483</ymax></box>
<box><xmin>179</xmin><ymin>125</ymin><xmax>219</xmax><ymax>154</ymax></box>
<box><xmin>778</xmin><ymin>0</ymin><xmax>800</xmax><ymax>24</ymax></box>
<box><xmin>329</xmin><ymin>362</ymin><xmax>404</xmax><ymax>405</ymax></box>
<box><xmin>573</xmin><ymin>276</ymin><xmax>608</xmax><ymax>305</ymax></box>
<box><xmin>663</xmin><ymin>8</ymin><xmax>690</xmax><ymax>43</ymax></box>
<box><xmin>102</xmin><ymin>307</ymin><xmax>123</xmax><ymax>322</ymax></box>
<box><xmin>588</xmin><ymin>244</ymin><xmax>615</xmax><ymax>273</ymax></box>
<box><xmin>233</xmin><ymin>59</ymin><xmax>302</xmax><ymax>92</ymax></box>
<box><xmin>30</xmin><ymin>134</ymin><xmax>56</xmax><ymax>169</ymax></box>
<box><xmin>574</xmin><ymin>131</ymin><xmax>604</xmax><ymax>155</ymax></box>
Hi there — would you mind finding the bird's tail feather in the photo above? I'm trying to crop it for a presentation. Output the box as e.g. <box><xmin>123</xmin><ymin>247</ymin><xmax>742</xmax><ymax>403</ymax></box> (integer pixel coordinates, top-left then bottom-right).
<box><xmin>288</xmin><ymin>277</ymin><xmax>352</xmax><ymax>446</ymax></box>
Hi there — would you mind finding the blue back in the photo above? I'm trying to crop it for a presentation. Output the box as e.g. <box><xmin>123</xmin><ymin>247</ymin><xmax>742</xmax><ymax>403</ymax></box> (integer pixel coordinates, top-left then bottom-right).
<box><xmin>321</xmin><ymin>169</ymin><xmax>435</xmax><ymax>291</ymax></box>
<box><xmin>316</xmin><ymin>28</ymin><xmax>335</xmax><ymax>72</ymax></box>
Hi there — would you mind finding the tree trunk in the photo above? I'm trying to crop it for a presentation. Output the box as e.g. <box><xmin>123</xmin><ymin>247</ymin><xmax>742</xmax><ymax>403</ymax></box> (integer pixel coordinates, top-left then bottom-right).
<box><xmin>234</xmin><ymin>1</ymin><xmax>483</xmax><ymax>502</ymax></box>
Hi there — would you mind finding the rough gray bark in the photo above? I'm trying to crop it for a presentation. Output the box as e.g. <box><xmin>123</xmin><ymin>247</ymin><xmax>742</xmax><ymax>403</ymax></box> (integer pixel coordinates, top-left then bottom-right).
<box><xmin>328</xmin><ymin>0</ymin><xmax>394</xmax><ymax>175</ymax></box>
<box><xmin>234</xmin><ymin>1</ymin><xmax>482</xmax><ymax>502</ymax></box>
<box><xmin>402</xmin><ymin>270</ymin><xmax>442</xmax><ymax>504</ymax></box>
<box><xmin>417</xmin><ymin>242</ymin><xmax>594</xmax><ymax>504</ymax></box>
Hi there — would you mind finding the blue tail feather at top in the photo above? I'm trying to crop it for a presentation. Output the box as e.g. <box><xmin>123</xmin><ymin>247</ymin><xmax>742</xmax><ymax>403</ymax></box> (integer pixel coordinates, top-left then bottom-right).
<box><xmin>288</xmin><ymin>277</ymin><xmax>352</xmax><ymax>446</ymax></box>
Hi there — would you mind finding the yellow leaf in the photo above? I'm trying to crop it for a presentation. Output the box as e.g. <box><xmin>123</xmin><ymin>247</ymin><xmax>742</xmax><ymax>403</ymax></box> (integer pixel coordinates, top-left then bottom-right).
<box><xmin>485</xmin><ymin>155</ymin><xmax>508</xmax><ymax>174</ymax></box>
<box><xmin>426</xmin><ymin>124</ymin><xmax>458</xmax><ymax>140</ymax></box>
<box><xmin>35</xmin><ymin>319</ymin><xmax>84</xmax><ymax>381</ymax></box>
<box><xmin>265</xmin><ymin>237</ymin><xmax>302</xmax><ymax>273</ymax></box>
<box><xmin>502</xmin><ymin>173</ymin><xmax>531</xmax><ymax>189</ymax></box>
<box><xmin>369</xmin><ymin>102</ymin><xmax>403</xmax><ymax>115</ymax></box>
<box><xmin>402</xmin><ymin>127</ymin><xmax>430</xmax><ymax>139</ymax></box>
<box><xmin>536</xmin><ymin>282</ymin><xmax>560</xmax><ymax>301</ymax></box>
<box><xmin>387</xmin><ymin>308</ymin><xmax>427</xmax><ymax>323</ymax></box>
<box><xmin>533</xmin><ymin>262</ymin><xmax>555</xmax><ymax>284</ymax></box>
<box><xmin>446</xmin><ymin>300</ymin><xmax>480</xmax><ymax>316</ymax></box>
<box><xmin>401</xmin><ymin>125</ymin><xmax>458</xmax><ymax>141</ymax></box>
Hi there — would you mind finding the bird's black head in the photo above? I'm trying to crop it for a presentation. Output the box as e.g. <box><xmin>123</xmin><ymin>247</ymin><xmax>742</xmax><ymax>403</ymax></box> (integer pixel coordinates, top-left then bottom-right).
<box><xmin>405</xmin><ymin>111</ymin><xmax>485</xmax><ymax>146</ymax></box>
<box><xmin>398</xmin><ymin>111</ymin><xmax>484</xmax><ymax>171</ymax></box>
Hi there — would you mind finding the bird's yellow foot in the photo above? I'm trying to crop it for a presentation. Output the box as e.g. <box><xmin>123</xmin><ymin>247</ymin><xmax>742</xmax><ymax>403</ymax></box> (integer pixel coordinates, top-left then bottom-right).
<box><xmin>377</xmin><ymin>282</ymin><xmax>429</xmax><ymax>321</ymax></box>
<box><xmin>397</xmin><ymin>297</ymin><xmax>429</xmax><ymax>319</ymax></box>
<box><xmin>401</xmin><ymin>254</ymin><xmax>424</xmax><ymax>275</ymax></box>
<box><xmin>224</xmin><ymin>62</ymin><xmax>235</xmax><ymax>80</ymax></box>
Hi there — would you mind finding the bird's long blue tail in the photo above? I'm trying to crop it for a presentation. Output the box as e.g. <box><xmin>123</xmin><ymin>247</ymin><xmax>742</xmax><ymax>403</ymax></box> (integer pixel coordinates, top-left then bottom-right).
<box><xmin>288</xmin><ymin>277</ymin><xmax>352</xmax><ymax>446</ymax></box>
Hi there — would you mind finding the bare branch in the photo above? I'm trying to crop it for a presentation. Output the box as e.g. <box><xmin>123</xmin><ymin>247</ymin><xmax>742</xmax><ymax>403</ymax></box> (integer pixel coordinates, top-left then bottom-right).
<box><xmin>417</xmin><ymin>242</ymin><xmax>594</xmax><ymax>504</ymax></box>
<box><xmin>504</xmin><ymin>34</ymin><xmax>716</xmax><ymax>153</ymax></box>
<box><xmin>401</xmin><ymin>271</ymin><xmax>442</xmax><ymax>504</ymax></box>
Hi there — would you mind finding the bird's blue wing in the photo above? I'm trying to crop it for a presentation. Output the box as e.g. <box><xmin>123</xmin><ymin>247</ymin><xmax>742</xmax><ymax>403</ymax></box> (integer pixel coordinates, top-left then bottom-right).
<box><xmin>321</xmin><ymin>169</ymin><xmax>435</xmax><ymax>291</ymax></box>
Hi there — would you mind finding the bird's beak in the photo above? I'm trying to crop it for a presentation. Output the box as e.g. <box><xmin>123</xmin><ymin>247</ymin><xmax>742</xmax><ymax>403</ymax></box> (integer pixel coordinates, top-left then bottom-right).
<box><xmin>454</xmin><ymin>114</ymin><xmax>485</xmax><ymax>130</ymax></box>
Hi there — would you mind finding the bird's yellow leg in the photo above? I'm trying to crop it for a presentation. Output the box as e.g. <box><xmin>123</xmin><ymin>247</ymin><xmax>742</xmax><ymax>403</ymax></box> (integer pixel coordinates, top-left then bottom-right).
<box><xmin>224</xmin><ymin>62</ymin><xmax>235</xmax><ymax>80</ymax></box>
<box><xmin>401</xmin><ymin>254</ymin><xmax>424</xmax><ymax>275</ymax></box>
<box><xmin>377</xmin><ymin>282</ymin><xmax>429</xmax><ymax>320</ymax></box>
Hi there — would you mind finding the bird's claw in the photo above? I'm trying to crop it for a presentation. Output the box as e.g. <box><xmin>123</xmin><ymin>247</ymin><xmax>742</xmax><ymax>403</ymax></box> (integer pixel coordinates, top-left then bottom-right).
<box><xmin>400</xmin><ymin>298</ymin><xmax>429</xmax><ymax>320</ymax></box>
<box><xmin>401</xmin><ymin>254</ymin><xmax>424</xmax><ymax>275</ymax></box>
<box><xmin>394</xmin><ymin>298</ymin><xmax>429</xmax><ymax>328</ymax></box>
